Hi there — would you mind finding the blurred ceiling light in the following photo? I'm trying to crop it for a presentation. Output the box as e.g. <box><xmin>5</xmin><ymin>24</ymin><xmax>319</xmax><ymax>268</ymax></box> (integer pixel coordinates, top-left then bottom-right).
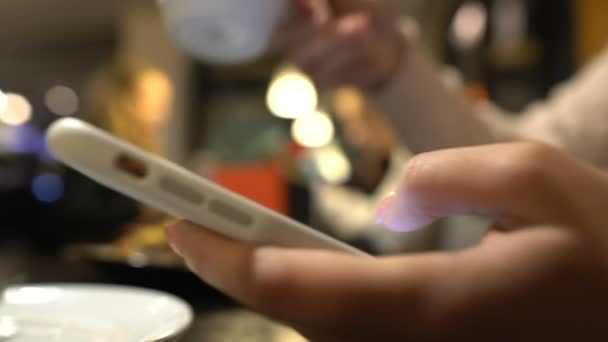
<box><xmin>267</xmin><ymin>66</ymin><xmax>318</xmax><ymax>119</ymax></box>
<box><xmin>44</xmin><ymin>85</ymin><xmax>79</xmax><ymax>116</ymax></box>
<box><xmin>451</xmin><ymin>1</ymin><xmax>488</xmax><ymax>49</ymax></box>
<box><xmin>291</xmin><ymin>110</ymin><xmax>334</xmax><ymax>148</ymax></box>
<box><xmin>0</xmin><ymin>93</ymin><xmax>32</xmax><ymax>126</ymax></box>
<box><xmin>0</xmin><ymin>89</ymin><xmax>7</xmax><ymax>113</ymax></box>
<box><xmin>314</xmin><ymin>144</ymin><xmax>352</xmax><ymax>185</ymax></box>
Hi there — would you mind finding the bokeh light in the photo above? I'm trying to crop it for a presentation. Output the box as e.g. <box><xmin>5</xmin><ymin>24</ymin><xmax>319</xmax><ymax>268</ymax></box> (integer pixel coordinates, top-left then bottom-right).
<box><xmin>291</xmin><ymin>110</ymin><xmax>335</xmax><ymax>148</ymax></box>
<box><xmin>32</xmin><ymin>173</ymin><xmax>64</xmax><ymax>204</ymax></box>
<box><xmin>44</xmin><ymin>85</ymin><xmax>79</xmax><ymax>116</ymax></box>
<box><xmin>451</xmin><ymin>1</ymin><xmax>488</xmax><ymax>49</ymax></box>
<box><xmin>0</xmin><ymin>93</ymin><xmax>32</xmax><ymax>126</ymax></box>
<box><xmin>0</xmin><ymin>126</ymin><xmax>19</xmax><ymax>151</ymax></box>
<box><xmin>333</xmin><ymin>87</ymin><xmax>366</xmax><ymax>121</ymax></box>
<box><xmin>9</xmin><ymin>125</ymin><xmax>46</xmax><ymax>156</ymax></box>
<box><xmin>314</xmin><ymin>144</ymin><xmax>352</xmax><ymax>185</ymax></box>
<box><xmin>267</xmin><ymin>66</ymin><xmax>318</xmax><ymax>119</ymax></box>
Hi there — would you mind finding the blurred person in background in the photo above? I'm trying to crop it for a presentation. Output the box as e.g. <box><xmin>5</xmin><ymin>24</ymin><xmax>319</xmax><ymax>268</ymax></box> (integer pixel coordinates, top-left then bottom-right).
<box><xmin>50</xmin><ymin>60</ymin><xmax>174</xmax><ymax>249</ymax></box>
<box><xmin>269</xmin><ymin>0</ymin><xmax>608</xmax><ymax>249</ymax></box>
<box><xmin>272</xmin><ymin>0</ymin><xmax>608</xmax><ymax>175</ymax></box>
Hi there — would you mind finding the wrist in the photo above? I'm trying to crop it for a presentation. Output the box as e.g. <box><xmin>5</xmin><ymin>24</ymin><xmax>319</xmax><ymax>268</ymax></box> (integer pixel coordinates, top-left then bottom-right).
<box><xmin>364</xmin><ymin>16</ymin><xmax>419</xmax><ymax>93</ymax></box>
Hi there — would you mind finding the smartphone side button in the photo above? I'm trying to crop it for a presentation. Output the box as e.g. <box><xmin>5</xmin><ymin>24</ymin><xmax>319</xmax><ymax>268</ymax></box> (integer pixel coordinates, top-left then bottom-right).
<box><xmin>208</xmin><ymin>199</ymin><xmax>254</xmax><ymax>227</ymax></box>
<box><xmin>159</xmin><ymin>176</ymin><xmax>205</xmax><ymax>205</ymax></box>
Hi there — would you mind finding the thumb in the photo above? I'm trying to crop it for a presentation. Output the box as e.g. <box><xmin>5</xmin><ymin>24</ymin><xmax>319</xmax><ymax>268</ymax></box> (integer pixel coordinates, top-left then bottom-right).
<box><xmin>165</xmin><ymin>220</ymin><xmax>449</xmax><ymax>337</ymax></box>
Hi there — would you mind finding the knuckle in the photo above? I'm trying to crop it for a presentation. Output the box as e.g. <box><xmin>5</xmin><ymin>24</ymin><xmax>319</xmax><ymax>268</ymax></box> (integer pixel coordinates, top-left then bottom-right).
<box><xmin>515</xmin><ymin>142</ymin><xmax>561</xmax><ymax>165</ymax></box>
<box><xmin>504</xmin><ymin>142</ymin><xmax>562</xmax><ymax>186</ymax></box>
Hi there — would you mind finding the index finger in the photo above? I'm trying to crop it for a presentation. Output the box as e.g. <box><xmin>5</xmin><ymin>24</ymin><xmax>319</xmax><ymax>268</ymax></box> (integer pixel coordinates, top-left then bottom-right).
<box><xmin>377</xmin><ymin>143</ymin><xmax>607</xmax><ymax>232</ymax></box>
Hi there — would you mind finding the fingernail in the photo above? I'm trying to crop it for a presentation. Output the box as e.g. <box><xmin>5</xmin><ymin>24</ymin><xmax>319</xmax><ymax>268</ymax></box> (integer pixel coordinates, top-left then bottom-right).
<box><xmin>165</xmin><ymin>223</ymin><xmax>184</xmax><ymax>257</ymax></box>
<box><xmin>376</xmin><ymin>192</ymin><xmax>397</xmax><ymax>224</ymax></box>
<box><xmin>376</xmin><ymin>193</ymin><xmax>417</xmax><ymax>232</ymax></box>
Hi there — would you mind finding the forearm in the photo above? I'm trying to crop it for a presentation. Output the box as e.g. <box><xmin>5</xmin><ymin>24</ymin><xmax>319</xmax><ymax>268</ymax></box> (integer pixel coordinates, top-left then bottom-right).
<box><xmin>369</xmin><ymin>18</ymin><xmax>608</xmax><ymax>166</ymax></box>
<box><xmin>476</xmin><ymin>45</ymin><xmax>608</xmax><ymax>167</ymax></box>
<box><xmin>368</xmin><ymin>21</ymin><xmax>496</xmax><ymax>153</ymax></box>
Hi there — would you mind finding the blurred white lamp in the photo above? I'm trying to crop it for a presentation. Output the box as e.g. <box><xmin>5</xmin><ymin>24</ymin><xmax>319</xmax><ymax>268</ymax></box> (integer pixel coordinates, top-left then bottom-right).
<box><xmin>0</xmin><ymin>93</ymin><xmax>32</xmax><ymax>126</ymax></box>
<box><xmin>314</xmin><ymin>143</ymin><xmax>352</xmax><ymax>185</ymax></box>
<box><xmin>291</xmin><ymin>110</ymin><xmax>334</xmax><ymax>149</ymax></box>
<box><xmin>267</xmin><ymin>66</ymin><xmax>318</xmax><ymax>119</ymax></box>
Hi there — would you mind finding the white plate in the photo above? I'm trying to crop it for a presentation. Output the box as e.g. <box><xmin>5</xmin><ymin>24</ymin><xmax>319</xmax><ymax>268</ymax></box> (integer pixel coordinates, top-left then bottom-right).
<box><xmin>0</xmin><ymin>284</ymin><xmax>193</xmax><ymax>341</ymax></box>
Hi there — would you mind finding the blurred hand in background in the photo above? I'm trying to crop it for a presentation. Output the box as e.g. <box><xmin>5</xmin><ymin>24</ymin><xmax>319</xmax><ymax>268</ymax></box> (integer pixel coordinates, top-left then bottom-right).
<box><xmin>272</xmin><ymin>0</ymin><xmax>406</xmax><ymax>90</ymax></box>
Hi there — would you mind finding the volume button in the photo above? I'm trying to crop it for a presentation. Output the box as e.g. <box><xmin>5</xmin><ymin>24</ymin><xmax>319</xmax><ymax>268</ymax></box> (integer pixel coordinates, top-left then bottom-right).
<box><xmin>158</xmin><ymin>176</ymin><xmax>205</xmax><ymax>205</ymax></box>
<box><xmin>208</xmin><ymin>199</ymin><xmax>254</xmax><ymax>227</ymax></box>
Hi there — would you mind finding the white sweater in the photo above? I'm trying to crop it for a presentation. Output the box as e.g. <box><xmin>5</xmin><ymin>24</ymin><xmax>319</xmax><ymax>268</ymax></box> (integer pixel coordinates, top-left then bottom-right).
<box><xmin>375</xmin><ymin>21</ymin><xmax>608</xmax><ymax>166</ymax></box>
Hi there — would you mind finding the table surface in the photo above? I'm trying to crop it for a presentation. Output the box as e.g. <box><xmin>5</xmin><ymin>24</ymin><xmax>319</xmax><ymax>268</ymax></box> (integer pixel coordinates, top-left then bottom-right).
<box><xmin>1</xmin><ymin>245</ymin><xmax>306</xmax><ymax>342</ymax></box>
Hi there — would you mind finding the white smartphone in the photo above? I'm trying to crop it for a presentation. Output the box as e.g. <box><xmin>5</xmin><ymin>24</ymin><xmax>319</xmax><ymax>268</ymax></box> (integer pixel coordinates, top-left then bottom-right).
<box><xmin>46</xmin><ymin>118</ymin><xmax>365</xmax><ymax>256</ymax></box>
